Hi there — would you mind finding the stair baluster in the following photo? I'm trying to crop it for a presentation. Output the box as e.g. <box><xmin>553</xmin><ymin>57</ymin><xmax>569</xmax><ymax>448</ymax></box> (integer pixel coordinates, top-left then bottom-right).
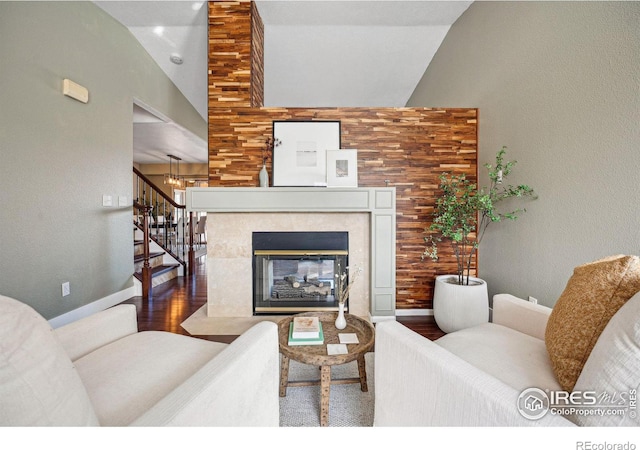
<box><xmin>133</xmin><ymin>167</ymin><xmax>196</xmax><ymax>286</ymax></box>
<box><xmin>188</xmin><ymin>210</ymin><xmax>196</xmax><ymax>276</ymax></box>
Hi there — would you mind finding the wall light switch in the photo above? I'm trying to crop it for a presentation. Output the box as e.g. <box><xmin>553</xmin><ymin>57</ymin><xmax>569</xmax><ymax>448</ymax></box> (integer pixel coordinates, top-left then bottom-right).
<box><xmin>119</xmin><ymin>195</ymin><xmax>128</xmax><ymax>207</ymax></box>
<box><xmin>102</xmin><ymin>195</ymin><xmax>113</xmax><ymax>207</ymax></box>
<box><xmin>62</xmin><ymin>282</ymin><xmax>70</xmax><ymax>297</ymax></box>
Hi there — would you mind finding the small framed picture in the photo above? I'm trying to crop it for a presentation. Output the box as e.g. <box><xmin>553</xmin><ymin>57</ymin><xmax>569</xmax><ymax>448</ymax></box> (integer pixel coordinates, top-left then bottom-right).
<box><xmin>272</xmin><ymin>120</ymin><xmax>341</xmax><ymax>187</ymax></box>
<box><xmin>326</xmin><ymin>149</ymin><xmax>358</xmax><ymax>188</ymax></box>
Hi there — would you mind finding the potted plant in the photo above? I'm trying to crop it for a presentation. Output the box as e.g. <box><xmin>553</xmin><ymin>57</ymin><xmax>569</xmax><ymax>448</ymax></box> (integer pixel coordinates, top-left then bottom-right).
<box><xmin>423</xmin><ymin>146</ymin><xmax>536</xmax><ymax>332</ymax></box>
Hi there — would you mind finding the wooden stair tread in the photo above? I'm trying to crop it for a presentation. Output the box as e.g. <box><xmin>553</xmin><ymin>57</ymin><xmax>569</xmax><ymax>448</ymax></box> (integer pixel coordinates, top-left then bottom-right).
<box><xmin>134</xmin><ymin>251</ymin><xmax>165</xmax><ymax>263</ymax></box>
<box><xmin>133</xmin><ymin>263</ymin><xmax>181</xmax><ymax>281</ymax></box>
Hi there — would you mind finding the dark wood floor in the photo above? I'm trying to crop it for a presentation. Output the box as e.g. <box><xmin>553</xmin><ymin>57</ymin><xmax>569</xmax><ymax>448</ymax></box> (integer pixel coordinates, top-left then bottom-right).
<box><xmin>122</xmin><ymin>257</ymin><xmax>445</xmax><ymax>343</ymax></box>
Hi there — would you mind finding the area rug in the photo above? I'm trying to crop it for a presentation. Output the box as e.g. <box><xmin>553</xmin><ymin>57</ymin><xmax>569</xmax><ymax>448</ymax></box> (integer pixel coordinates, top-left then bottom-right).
<box><xmin>181</xmin><ymin>307</ymin><xmax>375</xmax><ymax>426</ymax></box>
<box><xmin>280</xmin><ymin>352</ymin><xmax>375</xmax><ymax>427</ymax></box>
<box><xmin>180</xmin><ymin>305</ymin><xmax>283</xmax><ymax>335</ymax></box>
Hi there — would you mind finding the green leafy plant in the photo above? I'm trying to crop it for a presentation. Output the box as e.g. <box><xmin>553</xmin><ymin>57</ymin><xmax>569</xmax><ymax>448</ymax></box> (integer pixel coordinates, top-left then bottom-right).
<box><xmin>423</xmin><ymin>146</ymin><xmax>537</xmax><ymax>285</ymax></box>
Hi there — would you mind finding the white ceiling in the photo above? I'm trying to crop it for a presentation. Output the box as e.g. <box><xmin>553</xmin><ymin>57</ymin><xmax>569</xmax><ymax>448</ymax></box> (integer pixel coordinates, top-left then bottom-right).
<box><xmin>131</xmin><ymin>103</ymin><xmax>209</xmax><ymax>163</ymax></box>
<box><xmin>258</xmin><ymin>1</ymin><xmax>472</xmax><ymax>107</ymax></box>
<box><xmin>93</xmin><ymin>0</ymin><xmax>472</xmax><ymax>163</ymax></box>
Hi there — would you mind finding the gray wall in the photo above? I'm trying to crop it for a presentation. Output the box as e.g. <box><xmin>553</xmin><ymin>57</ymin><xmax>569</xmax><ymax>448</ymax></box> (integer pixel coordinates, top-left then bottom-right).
<box><xmin>407</xmin><ymin>1</ymin><xmax>640</xmax><ymax>306</ymax></box>
<box><xmin>0</xmin><ymin>2</ymin><xmax>206</xmax><ymax>319</ymax></box>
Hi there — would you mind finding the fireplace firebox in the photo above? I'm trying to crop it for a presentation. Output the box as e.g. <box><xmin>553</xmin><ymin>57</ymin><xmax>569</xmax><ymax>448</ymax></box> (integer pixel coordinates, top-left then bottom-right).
<box><xmin>253</xmin><ymin>231</ymin><xmax>349</xmax><ymax>314</ymax></box>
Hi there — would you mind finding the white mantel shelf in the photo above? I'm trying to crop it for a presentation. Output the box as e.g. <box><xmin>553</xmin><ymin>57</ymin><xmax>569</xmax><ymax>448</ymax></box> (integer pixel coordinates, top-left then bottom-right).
<box><xmin>186</xmin><ymin>187</ymin><xmax>397</xmax><ymax>319</ymax></box>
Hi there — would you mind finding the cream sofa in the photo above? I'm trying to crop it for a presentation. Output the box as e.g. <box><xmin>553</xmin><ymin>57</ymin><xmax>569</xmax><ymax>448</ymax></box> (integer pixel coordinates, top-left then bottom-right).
<box><xmin>374</xmin><ymin>291</ymin><xmax>640</xmax><ymax>426</ymax></box>
<box><xmin>0</xmin><ymin>295</ymin><xmax>280</xmax><ymax>426</ymax></box>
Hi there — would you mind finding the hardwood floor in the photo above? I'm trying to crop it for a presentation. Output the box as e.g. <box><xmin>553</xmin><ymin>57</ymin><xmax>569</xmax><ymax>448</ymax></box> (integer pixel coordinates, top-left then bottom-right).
<box><xmin>122</xmin><ymin>257</ymin><xmax>445</xmax><ymax>343</ymax></box>
<box><xmin>394</xmin><ymin>315</ymin><xmax>446</xmax><ymax>341</ymax></box>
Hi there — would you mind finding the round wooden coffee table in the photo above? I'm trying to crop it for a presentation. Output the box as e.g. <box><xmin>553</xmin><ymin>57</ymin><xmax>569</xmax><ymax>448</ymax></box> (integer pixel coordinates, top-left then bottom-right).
<box><xmin>278</xmin><ymin>311</ymin><xmax>375</xmax><ymax>427</ymax></box>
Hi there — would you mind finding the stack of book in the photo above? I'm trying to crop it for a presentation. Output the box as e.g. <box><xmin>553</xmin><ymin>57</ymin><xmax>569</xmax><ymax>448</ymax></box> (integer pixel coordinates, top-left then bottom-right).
<box><xmin>288</xmin><ymin>316</ymin><xmax>324</xmax><ymax>346</ymax></box>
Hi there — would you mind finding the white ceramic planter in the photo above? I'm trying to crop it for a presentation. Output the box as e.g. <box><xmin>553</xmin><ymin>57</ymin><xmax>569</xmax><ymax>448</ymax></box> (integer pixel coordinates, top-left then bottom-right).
<box><xmin>433</xmin><ymin>274</ymin><xmax>489</xmax><ymax>333</ymax></box>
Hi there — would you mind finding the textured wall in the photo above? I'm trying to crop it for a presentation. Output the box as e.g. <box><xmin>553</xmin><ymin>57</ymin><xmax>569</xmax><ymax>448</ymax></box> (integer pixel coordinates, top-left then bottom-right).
<box><xmin>0</xmin><ymin>2</ymin><xmax>205</xmax><ymax>319</ymax></box>
<box><xmin>408</xmin><ymin>1</ymin><xmax>640</xmax><ymax>306</ymax></box>
<box><xmin>209</xmin><ymin>2</ymin><xmax>478</xmax><ymax>310</ymax></box>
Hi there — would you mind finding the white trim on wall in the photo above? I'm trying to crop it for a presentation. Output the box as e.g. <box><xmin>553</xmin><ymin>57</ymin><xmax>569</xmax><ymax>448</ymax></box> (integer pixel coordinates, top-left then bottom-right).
<box><xmin>48</xmin><ymin>286</ymin><xmax>136</xmax><ymax>329</ymax></box>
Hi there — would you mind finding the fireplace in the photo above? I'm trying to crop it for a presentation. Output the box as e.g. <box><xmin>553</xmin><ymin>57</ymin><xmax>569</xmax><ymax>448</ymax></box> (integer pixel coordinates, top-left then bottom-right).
<box><xmin>253</xmin><ymin>231</ymin><xmax>349</xmax><ymax>314</ymax></box>
<box><xmin>187</xmin><ymin>187</ymin><xmax>396</xmax><ymax>321</ymax></box>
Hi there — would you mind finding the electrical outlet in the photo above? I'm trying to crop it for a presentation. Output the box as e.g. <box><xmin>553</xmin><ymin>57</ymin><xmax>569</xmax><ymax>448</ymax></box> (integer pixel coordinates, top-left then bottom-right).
<box><xmin>528</xmin><ymin>296</ymin><xmax>538</xmax><ymax>304</ymax></box>
<box><xmin>62</xmin><ymin>282</ymin><xmax>70</xmax><ymax>297</ymax></box>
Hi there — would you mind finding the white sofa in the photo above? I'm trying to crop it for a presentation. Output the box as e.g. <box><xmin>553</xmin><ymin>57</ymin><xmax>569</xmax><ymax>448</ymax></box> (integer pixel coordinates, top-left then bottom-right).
<box><xmin>0</xmin><ymin>294</ymin><xmax>280</xmax><ymax>426</ymax></box>
<box><xmin>374</xmin><ymin>292</ymin><xmax>640</xmax><ymax>426</ymax></box>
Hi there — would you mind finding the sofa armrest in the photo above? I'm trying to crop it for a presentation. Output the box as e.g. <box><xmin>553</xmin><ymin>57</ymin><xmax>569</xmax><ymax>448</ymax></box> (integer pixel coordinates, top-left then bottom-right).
<box><xmin>492</xmin><ymin>294</ymin><xmax>551</xmax><ymax>340</ymax></box>
<box><xmin>373</xmin><ymin>321</ymin><xmax>571</xmax><ymax>427</ymax></box>
<box><xmin>131</xmin><ymin>321</ymin><xmax>280</xmax><ymax>426</ymax></box>
<box><xmin>54</xmin><ymin>305</ymin><xmax>138</xmax><ymax>361</ymax></box>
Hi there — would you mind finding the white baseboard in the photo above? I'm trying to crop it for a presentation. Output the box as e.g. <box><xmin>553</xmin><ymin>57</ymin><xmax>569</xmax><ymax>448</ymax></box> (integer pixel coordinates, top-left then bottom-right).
<box><xmin>370</xmin><ymin>314</ymin><xmax>396</xmax><ymax>323</ymax></box>
<box><xmin>395</xmin><ymin>308</ymin><xmax>434</xmax><ymax>317</ymax></box>
<box><xmin>48</xmin><ymin>286</ymin><xmax>136</xmax><ymax>329</ymax></box>
<box><xmin>371</xmin><ymin>308</ymin><xmax>433</xmax><ymax>323</ymax></box>
<box><xmin>133</xmin><ymin>278</ymin><xmax>142</xmax><ymax>296</ymax></box>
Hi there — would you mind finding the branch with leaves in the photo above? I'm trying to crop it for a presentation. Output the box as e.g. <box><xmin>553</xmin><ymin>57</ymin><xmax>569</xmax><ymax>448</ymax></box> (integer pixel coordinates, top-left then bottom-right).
<box><xmin>263</xmin><ymin>137</ymin><xmax>281</xmax><ymax>165</ymax></box>
<box><xmin>334</xmin><ymin>265</ymin><xmax>363</xmax><ymax>305</ymax></box>
<box><xmin>423</xmin><ymin>146</ymin><xmax>537</xmax><ymax>285</ymax></box>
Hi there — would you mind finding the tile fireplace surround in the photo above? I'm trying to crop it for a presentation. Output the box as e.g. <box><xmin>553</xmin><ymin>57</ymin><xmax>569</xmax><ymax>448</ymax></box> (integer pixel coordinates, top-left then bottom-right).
<box><xmin>186</xmin><ymin>187</ymin><xmax>396</xmax><ymax>322</ymax></box>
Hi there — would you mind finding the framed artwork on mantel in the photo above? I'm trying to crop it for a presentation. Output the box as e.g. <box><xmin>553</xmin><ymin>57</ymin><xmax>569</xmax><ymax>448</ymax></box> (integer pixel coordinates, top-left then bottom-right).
<box><xmin>272</xmin><ymin>120</ymin><xmax>341</xmax><ymax>187</ymax></box>
<box><xmin>326</xmin><ymin>149</ymin><xmax>358</xmax><ymax>188</ymax></box>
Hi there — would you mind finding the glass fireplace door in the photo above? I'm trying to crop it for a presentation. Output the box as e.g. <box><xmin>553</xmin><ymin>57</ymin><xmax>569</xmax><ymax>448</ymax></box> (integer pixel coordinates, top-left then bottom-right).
<box><xmin>253</xmin><ymin>251</ymin><xmax>348</xmax><ymax>314</ymax></box>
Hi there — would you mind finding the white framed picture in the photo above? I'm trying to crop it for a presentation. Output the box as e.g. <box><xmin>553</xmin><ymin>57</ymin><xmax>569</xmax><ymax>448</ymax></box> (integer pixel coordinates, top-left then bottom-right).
<box><xmin>272</xmin><ymin>120</ymin><xmax>341</xmax><ymax>187</ymax></box>
<box><xmin>326</xmin><ymin>149</ymin><xmax>358</xmax><ymax>188</ymax></box>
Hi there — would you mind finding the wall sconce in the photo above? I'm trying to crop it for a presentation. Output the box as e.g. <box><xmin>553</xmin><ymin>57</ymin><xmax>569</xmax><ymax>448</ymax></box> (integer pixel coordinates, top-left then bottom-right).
<box><xmin>63</xmin><ymin>79</ymin><xmax>89</xmax><ymax>103</ymax></box>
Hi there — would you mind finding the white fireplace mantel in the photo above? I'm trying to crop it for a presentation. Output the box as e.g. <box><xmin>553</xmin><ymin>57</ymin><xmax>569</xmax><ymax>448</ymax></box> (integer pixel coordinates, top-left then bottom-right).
<box><xmin>186</xmin><ymin>187</ymin><xmax>396</xmax><ymax>320</ymax></box>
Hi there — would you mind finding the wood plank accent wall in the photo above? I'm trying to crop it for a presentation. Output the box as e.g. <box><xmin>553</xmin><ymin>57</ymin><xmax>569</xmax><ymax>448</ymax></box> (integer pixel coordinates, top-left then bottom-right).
<box><xmin>250</xmin><ymin>1</ymin><xmax>264</xmax><ymax>107</ymax></box>
<box><xmin>208</xmin><ymin>2</ymin><xmax>478</xmax><ymax>310</ymax></box>
<box><xmin>209</xmin><ymin>1</ymin><xmax>253</xmax><ymax>108</ymax></box>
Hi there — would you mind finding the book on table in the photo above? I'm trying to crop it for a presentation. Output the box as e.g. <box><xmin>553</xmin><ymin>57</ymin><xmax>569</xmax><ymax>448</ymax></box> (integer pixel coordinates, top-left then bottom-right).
<box><xmin>291</xmin><ymin>316</ymin><xmax>321</xmax><ymax>339</ymax></box>
<box><xmin>288</xmin><ymin>322</ymin><xmax>324</xmax><ymax>346</ymax></box>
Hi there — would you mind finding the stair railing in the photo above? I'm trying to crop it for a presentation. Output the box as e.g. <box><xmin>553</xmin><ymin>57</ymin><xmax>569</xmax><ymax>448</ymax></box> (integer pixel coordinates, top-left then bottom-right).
<box><xmin>133</xmin><ymin>201</ymin><xmax>153</xmax><ymax>300</ymax></box>
<box><xmin>133</xmin><ymin>167</ymin><xmax>196</xmax><ymax>276</ymax></box>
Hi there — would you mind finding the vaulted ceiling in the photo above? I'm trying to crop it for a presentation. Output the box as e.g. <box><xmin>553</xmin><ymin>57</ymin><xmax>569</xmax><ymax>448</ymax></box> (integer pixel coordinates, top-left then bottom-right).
<box><xmin>94</xmin><ymin>1</ymin><xmax>472</xmax><ymax>163</ymax></box>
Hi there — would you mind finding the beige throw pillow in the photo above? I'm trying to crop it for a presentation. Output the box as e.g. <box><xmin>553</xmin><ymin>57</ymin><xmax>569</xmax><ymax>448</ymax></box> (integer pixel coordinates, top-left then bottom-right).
<box><xmin>569</xmin><ymin>291</ymin><xmax>640</xmax><ymax>426</ymax></box>
<box><xmin>545</xmin><ymin>255</ymin><xmax>640</xmax><ymax>392</ymax></box>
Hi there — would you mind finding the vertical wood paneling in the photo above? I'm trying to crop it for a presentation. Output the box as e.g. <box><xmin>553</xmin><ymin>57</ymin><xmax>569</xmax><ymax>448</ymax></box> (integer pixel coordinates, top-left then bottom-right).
<box><xmin>208</xmin><ymin>2</ymin><xmax>478</xmax><ymax>310</ymax></box>
<box><xmin>209</xmin><ymin>1</ymin><xmax>253</xmax><ymax>107</ymax></box>
<box><xmin>250</xmin><ymin>1</ymin><xmax>264</xmax><ymax>107</ymax></box>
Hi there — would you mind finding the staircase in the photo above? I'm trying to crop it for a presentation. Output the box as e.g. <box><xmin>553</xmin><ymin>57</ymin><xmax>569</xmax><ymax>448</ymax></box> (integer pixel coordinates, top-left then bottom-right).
<box><xmin>133</xmin><ymin>239</ymin><xmax>181</xmax><ymax>290</ymax></box>
<box><xmin>133</xmin><ymin>168</ymin><xmax>198</xmax><ymax>300</ymax></box>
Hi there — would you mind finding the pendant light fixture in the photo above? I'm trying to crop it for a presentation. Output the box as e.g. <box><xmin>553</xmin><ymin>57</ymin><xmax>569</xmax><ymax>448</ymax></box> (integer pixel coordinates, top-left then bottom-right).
<box><xmin>164</xmin><ymin>154</ymin><xmax>183</xmax><ymax>187</ymax></box>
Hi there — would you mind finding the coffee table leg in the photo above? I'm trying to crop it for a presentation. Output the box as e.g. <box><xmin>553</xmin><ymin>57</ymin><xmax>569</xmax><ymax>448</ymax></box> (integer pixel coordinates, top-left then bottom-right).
<box><xmin>279</xmin><ymin>354</ymin><xmax>290</xmax><ymax>397</ymax></box>
<box><xmin>357</xmin><ymin>355</ymin><xmax>368</xmax><ymax>392</ymax></box>
<box><xmin>320</xmin><ymin>365</ymin><xmax>331</xmax><ymax>427</ymax></box>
